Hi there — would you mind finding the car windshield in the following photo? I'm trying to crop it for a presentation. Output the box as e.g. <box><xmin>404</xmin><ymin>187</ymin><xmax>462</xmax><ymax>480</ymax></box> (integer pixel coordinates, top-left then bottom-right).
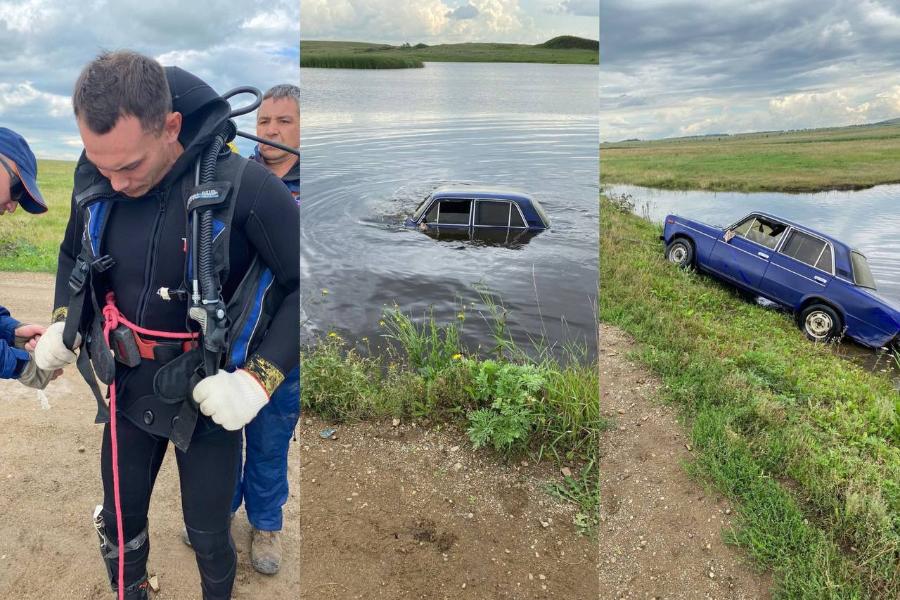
<box><xmin>412</xmin><ymin>197</ymin><xmax>432</xmax><ymax>221</ymax></box>
<box><xmin>850</xmin><ymin>251</ymin><xmax>877</xmax><ymax>290</ymax></box>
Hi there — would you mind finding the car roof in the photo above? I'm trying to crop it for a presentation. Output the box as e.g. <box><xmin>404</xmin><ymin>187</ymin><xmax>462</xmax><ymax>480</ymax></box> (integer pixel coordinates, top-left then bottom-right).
<box><xmin>430</xmin><ymin>185</ymin><xmax>534</xmax><ymax>202</ymax></box>
<box><xmin>748</xmin><ymin>211</ymin><xmax>853</xmax><ymax>254</ymax></box>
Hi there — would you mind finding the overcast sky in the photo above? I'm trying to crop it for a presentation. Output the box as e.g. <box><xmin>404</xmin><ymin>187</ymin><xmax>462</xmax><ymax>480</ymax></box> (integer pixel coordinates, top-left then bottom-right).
<box><xmin>0</xmin><ymin>0</ymin><xmax>299</xmax><ymax>159</ymax></box>
<box><xmin>601</xmin><ymin>0</ymin><xmax>900</xmax><ymax>141</ymax></box>
<box><xmin>301</xmin><ymin>0</ymin><xmax>599</xmax><ymax>44</ymax></box>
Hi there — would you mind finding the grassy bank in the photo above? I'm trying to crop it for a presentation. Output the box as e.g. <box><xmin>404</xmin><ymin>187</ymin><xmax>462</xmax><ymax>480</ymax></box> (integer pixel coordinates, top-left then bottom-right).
<box><xmin>601</xmin><ymin>122</ymin><xmax>900</xmax><ymax>192</ymax></box>
<box><xmin>301</xmin><ymin>37</ymin><xmax>598</xmax><ymax>68</ymax></box>
<box><xmin>0</xmin><ymin>159</ymin><xmax>73</xmax><ymax>272</ymax></box>
<box><xmin>601</xmin><ymin>197</ymin><xmax>899</xmax><ymax>597</ymax></box>
<box><xmin>301</xmin><ymin>306</ymin><xmax>602</xmax><ymax>532</ymax></box>
<box><xmin>301</xmin><ymin>54</ymin><xmax>424</xmax><ymax>69</ymax></box>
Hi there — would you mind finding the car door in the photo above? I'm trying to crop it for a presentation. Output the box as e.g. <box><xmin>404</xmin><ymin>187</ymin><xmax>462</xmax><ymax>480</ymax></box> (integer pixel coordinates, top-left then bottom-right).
<box><xmin>706</xmin><ymin>215</ymin><xmax>787</xmax><ymax>291</ymax></box>
<box><xmin>760</xmin><ymin>228</ymin><xmax>834</xmax><ymax>308</ymax></box>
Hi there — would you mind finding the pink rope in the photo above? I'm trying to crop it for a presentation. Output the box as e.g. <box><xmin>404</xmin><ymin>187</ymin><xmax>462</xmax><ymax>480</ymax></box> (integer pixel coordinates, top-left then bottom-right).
<box><xmin>99</xmin><ymin>292</ymin><xmax>197</xmax><ymax>599</ymax></box>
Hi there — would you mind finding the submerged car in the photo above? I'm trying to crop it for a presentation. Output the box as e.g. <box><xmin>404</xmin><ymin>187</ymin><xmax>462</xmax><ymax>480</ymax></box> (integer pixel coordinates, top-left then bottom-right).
<box><xmin>661</xmin><ymin>212</ymin><xmax>900</xmax><ymax>349</ymax></box>
<box><xmin>406</xmin><ymin>186</ymin><xmax>550</xmax><ymax>234</ymax></box>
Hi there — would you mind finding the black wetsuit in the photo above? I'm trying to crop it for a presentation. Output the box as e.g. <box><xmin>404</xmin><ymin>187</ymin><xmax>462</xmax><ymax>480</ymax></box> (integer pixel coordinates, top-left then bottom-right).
<box><xmin>52</xmin><ymin>68</ymin><xmax>299</xmax><ymax>599</ymax></box>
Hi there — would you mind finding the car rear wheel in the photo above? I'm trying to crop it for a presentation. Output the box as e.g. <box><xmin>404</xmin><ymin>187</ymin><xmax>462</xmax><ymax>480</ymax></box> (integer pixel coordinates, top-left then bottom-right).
<box><xmin>665</xmin><ymin>239</ymin><xmax>694</xmax><ymax>268</ymax></box>
<box><xmin>799</xmin><ymin>303</ymin><xmax>841</xmax><ymax>342</ymax></box>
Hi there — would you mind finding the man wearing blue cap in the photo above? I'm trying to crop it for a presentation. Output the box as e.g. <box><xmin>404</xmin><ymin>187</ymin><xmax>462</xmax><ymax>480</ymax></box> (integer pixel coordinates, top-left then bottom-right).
<box><xmin>0</xmin><ymin>127</ymin><xmax>53</xmax><ymax>386</ymax></box>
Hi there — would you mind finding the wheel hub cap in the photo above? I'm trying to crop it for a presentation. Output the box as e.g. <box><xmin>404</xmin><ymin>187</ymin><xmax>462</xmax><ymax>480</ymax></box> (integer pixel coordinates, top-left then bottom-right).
<box><xmin>806</xmin><ymin>311</ymin><xmax>832</xmax><ymax>338</ymax></box>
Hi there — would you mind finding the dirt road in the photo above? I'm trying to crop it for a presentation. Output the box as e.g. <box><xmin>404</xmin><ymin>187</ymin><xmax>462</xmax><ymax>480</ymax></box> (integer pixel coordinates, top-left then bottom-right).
<box><xmin>598</xmin><ymin>324</ymin><xmax>771</xmax><ymax>599</ymax></box>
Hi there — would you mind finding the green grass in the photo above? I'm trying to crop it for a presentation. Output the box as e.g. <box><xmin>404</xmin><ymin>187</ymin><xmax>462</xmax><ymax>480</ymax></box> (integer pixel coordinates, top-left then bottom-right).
<box><xmin>301</xmin><ymin>54</ymin><xmax>424</xmax><ymax>69</ymax></box>
<box><xmin>0</xmin><ymin>159</ymin><xmax>73</xmax><ymax>272</ymax></box>
<box><xmin>301</xmin><ymin>39</ymin><xmax>599</xmax><ymax>68</ymax></box>
<box><xmin>601</xmin><ymin>197</ymin><xmax>900</xmax><ymax>597</ymax></box>
<box><xmin>301</xmin><ymin>303</ymin><xmax>603</xmax><ymax>530</ymax></box>
<box><xmin>601</xmin><ymin>122</ymin><xmax>900</xmax><ymax>192</ymax></box>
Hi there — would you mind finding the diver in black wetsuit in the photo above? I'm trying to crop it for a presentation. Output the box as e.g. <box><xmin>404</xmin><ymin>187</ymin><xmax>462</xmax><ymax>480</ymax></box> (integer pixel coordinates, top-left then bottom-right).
<box><xmin>34</xmin><ymin>50</ymin><xmax>299</xmax><ymax>600</ymax></box>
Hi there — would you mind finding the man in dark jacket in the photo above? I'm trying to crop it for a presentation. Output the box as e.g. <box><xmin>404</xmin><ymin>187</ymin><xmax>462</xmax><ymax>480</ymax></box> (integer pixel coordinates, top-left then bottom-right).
<box><xmin>34</xmin><ymin>51</ymin><xmax>299</xmax><ymax>600</ymax></box>
<box><xmin>229</xmin><ymin>83</ymin><xmax>300</xmax><ymax>575</ymax></box>
<box><xmin>0</xmin><ymin>127</ymin><xmax>50</xmax><ymax>382</ymax></box>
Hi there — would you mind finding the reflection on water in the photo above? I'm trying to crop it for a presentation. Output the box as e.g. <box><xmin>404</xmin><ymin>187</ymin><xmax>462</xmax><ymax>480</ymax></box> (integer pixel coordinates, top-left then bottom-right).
<box><xmin>605</xmin><ymin>184</ymin><xmax>900</xmax><ymax>305</ymax></box>
<box><xmin>302</xmin><ymin>63</ymin><xmax>599</xmax><ymax>357</ymax></box>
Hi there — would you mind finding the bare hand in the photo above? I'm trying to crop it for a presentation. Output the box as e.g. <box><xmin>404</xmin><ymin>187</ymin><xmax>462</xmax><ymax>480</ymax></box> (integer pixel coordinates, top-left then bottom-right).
<box><xmin>14</xmin><ymin>323</ymin><xmax>46</xmax><ymax>351</ymax></box>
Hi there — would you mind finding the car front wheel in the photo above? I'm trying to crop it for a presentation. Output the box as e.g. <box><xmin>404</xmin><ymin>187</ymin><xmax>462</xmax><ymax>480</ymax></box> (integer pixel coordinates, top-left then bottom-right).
<box><xmin>799</xmin><ymin>304</ymin><xmax>841</xmax><ymax>342</ymax></box>
<box><xmin>665</xmin><ymin>239</ymin><xmax>694</xmax><ymax>268</ymax></box>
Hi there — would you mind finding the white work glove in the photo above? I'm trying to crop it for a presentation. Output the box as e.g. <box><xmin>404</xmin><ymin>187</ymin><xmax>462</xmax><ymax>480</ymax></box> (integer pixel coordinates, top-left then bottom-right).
<box><xmin>193</xmin><ymin>369</ymin><xmax>269</xmax><ymax>431</ymax></box>
<box><xmin>34</xmin><ymin>322</ymin><xmax>80</xmax><ymax>371</ymax></box>
<box><xmin>17</xmin><ymin>354</ymin><xmax>58</xmax><ymax>390</ymax></box>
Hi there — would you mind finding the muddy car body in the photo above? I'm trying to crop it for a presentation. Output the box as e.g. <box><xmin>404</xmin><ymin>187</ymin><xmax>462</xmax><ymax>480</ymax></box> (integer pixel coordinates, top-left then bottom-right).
<box><xmin>406</xmin><ymin>187</ymin><xmax>550</xmax><ymax>235</ymax></box>
<box><xmin>661</xmin><ymin>212</ymin><xmax>900</xmax><ymax>349</ymax></box>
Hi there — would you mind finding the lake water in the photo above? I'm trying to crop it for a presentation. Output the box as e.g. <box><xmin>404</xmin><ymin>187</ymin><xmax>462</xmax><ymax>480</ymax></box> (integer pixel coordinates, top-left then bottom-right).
<box><xmin>301</xmin><ymin>62</ymin><xmax>599</xmax><ymax>357</ymax></box>
<box><xmin>604</xmin><ymin>184</ymin><xmax>900</xmax><ymax>305</ymax></box>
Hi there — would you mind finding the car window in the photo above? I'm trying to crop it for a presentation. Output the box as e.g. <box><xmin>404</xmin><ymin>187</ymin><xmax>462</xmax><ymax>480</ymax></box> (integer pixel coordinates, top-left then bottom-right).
<box><xmin>476</xmin><ymin>201</ymin><xmax>511</xmax><ymax>226</ymax></box>
<box><xmin>850</xmin><ymin>251</ymin><xmax>877</xmax><ymax>289</ymax></box>
<box><xmin>509</xmin><ymin>206</ymin><xmax>525</xmax><ymax>228</ymax></box>
<box><xmin>780</xmin><ymin>230</ymin><xmax>829</xmax><ymax>271</ymax></box>
<box><xmin>413</xmin><ymin>197</ymin><xmax>431</xmax><ymax>220</ymax></box>
<box><xmin>423</xmin><ymin>202</ymin><xmax>439</xmax><ymax>224</ymax></box>
<box><xmin>815</xmin><ymin>244</ymin><xmax>832</xmax><ymax>273</ymax></box>
<box><xmin>740</xmin><ymin>217</ymin><xmax>787</xmax><ymax>250</ymax></box>
<box><xmin>435</xmin><ymin>199</ymin><xmax>471</xmax><ymax>225</ymax></box>
<box><xmin>731</xmin><ymin>216</ymin><xmax>756</xmax><ymax>237</ymax></box>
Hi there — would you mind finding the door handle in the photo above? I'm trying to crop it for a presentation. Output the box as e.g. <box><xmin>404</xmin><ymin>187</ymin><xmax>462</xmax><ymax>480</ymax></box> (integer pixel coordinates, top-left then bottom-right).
<box><xmin>814</xmin><ymin>275</ymin><xmax>827</xmax><ymax>284</ymax></box>
<box><xmin>757</xmin><ymin>252</ymin><xmax>769</xmax><ymax>259</ymax></box>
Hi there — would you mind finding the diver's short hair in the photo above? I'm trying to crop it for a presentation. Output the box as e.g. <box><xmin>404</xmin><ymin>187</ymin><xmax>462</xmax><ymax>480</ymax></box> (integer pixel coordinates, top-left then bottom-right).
<box><xmin>73</xmin><ymin>50</ymin><xmax>171</xmax><ymax>135</ymax></box>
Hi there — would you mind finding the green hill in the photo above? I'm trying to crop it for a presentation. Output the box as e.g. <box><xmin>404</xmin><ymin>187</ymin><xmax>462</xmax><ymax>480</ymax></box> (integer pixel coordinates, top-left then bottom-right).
<box><xmin>540</xmin><ymin>35</ymin><xmax>599</xmax><ymax>51</ymax></box>
<box><xmin>301</xmin><ymin>38</ymin><xmax>598</xmax><ymax>68</ymax></box>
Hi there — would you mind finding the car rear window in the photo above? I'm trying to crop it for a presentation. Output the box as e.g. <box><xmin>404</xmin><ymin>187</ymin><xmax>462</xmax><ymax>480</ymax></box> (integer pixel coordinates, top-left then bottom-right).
<box><xmin>780</xmin><ymin>230</ymin><xmax>831</xmax><ymax>272</ymax></box>
<box><xmin>851</xmin><ymin>251</ymin><xmax>877</xmax><ymax>289</ymax></box>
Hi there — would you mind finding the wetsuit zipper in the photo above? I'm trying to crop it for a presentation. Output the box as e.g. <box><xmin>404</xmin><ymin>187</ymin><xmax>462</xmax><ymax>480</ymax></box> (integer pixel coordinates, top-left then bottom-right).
<box><xmin>135</xmin><ymin>190</ymin><xmax>168</xmax><ymax>325</ymax></box>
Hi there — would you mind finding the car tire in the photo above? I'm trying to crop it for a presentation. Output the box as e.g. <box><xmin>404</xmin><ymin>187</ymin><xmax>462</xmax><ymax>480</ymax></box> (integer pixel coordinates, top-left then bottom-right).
<box><xmin>799</xmin><ymin>303</ymin><xmax>842</xmax><ymax>343</ymax></box>
<box><xmin>665</xmin><ymin>238</ymin><xmax>694</xmax><ymax>268</ymax></box>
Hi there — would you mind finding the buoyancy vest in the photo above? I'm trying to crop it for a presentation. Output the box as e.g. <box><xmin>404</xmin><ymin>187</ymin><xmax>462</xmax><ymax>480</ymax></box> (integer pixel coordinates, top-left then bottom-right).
<box><xmin>63</xmin><ymin>141</ymin><xmax>285</xmax><ymax>451</ymax></box>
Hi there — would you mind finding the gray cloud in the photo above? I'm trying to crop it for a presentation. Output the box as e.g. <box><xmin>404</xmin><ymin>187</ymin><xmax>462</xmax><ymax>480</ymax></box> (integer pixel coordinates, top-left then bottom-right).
<box><xmin>601</xmin><ymin>0</ymin><xmax>900</xmax><ymax>140</ymax></box>
<box><xmin>447</xmin><ymin>3</ymin><xmax>480</xmax><ymax>19</ymax></box>
<box><xmin>0</xmin><ymin>0</ymin><xmax>298</xmax><ymax>159</ymax></box>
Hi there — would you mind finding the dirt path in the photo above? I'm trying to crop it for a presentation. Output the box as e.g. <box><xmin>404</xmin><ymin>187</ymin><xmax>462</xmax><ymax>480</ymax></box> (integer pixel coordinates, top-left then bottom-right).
<box><xmin>599</xmin><ymin>324</ymin><xmax>772</xmax><ymax>599</ymax></box>
<box><xmin>0</xmin><ymin>272</ymin><xmax>597</xmax><ymax>599</ymax></box>
<box><xmin>0</xmin><ymin>272</ymin><xmax>279</xmax><ymax>600</ymax></box>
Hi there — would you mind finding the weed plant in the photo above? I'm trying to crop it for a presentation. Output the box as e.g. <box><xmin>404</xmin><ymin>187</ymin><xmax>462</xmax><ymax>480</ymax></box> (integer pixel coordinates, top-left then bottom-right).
<box><xmin>301</xmin><ymin>300</ymin><xmax>602</xmax><ymax>531</ymax></box>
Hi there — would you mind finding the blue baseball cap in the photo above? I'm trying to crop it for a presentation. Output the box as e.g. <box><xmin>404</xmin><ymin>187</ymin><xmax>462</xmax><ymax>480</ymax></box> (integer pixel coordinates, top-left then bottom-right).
<box><xmin>0</xmin><ymin>127</ymin><xmax>48</xmax><ymax>214</ymax></box>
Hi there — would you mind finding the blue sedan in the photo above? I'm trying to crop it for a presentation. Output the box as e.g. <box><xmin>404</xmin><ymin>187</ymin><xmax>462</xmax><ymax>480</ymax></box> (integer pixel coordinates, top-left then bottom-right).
<box><xmin>661</xmin><ymin>212</ymin><xmax>900</xmax><ymax>349</ymax></box>
<box><xmin>406</xmin><ymin>186</ymin><xmax>550</xmax><ymax>232</ymax></box>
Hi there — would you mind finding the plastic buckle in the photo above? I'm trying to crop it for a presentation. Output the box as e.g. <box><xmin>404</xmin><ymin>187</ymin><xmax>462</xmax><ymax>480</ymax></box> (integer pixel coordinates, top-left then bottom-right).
<box><xmin>68</xmin><ymin>257</ymin><xmax>90</xmax><ymax>294</ymax></box>
<box><xmin>91</xmin><ymin>254</ymin><xmax>116</xmax><ymax>273</ymax></box>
